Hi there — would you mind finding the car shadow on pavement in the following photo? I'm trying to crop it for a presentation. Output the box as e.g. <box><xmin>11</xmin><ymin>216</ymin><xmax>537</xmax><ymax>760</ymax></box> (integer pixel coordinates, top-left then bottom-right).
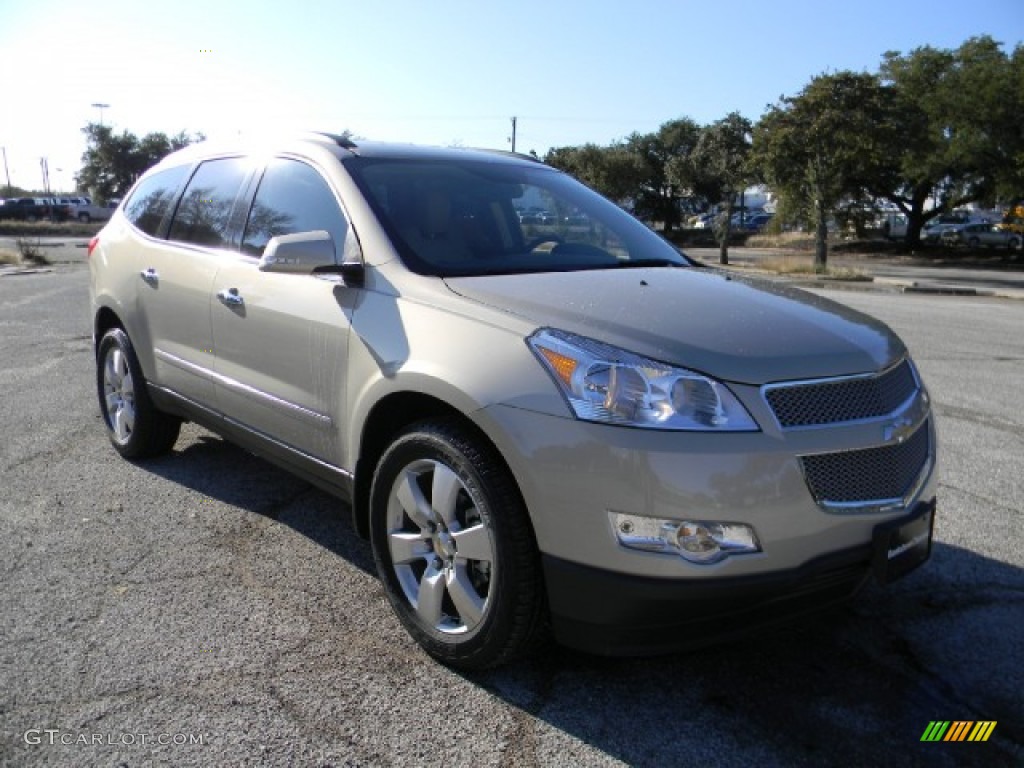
<box><xmin>470</xmin><ymin>538</ymin><xmax>1022</xmax><ymax>767</ymax></box>
<box><xmin>137</xmin><ymin>432</ymin><xmax>1022</xmax><ymax>768</ymax></box>
<box><xmin>138</xmin><ymin>431</ymin><xmax>377</xmax><ymax>576</ymax></box>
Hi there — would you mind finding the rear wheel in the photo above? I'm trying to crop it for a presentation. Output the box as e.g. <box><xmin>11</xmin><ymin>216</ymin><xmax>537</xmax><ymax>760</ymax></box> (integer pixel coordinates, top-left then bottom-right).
<box><xmin>96</xmin><ymin>328</ymin><xmax>181</xmax><ymax>458</ymax></box>
<box><xmin>369</xmin><ymin>419</ymin><xmax>546</xmax><ymax>670</ymax></box>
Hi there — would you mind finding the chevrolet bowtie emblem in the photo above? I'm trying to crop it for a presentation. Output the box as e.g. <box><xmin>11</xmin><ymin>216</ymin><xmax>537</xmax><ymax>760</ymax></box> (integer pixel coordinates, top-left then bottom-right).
<box><xmin>884</xmin><ymin>416</ymin><xmax>915</xmax><ymax>444</ymax></box>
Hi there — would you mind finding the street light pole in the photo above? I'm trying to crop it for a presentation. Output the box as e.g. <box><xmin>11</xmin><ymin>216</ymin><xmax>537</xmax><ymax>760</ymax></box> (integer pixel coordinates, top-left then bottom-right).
<box><xmin>91</xmin><ymin>102</ymin><xmax>110</xmax><ymax>125</ymax></box>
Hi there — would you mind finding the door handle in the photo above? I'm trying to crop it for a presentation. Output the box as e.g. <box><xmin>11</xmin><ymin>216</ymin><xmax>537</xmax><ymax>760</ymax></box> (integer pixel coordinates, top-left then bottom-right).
<box><xmin>216</xmin><ymin>288</ymin><xmax>244</xmax><ymax>307</ymax></box>
<box><xmin>140</xmin><ymin>268</ymin><xmax>159</xmax><ymax>285</ymax></box>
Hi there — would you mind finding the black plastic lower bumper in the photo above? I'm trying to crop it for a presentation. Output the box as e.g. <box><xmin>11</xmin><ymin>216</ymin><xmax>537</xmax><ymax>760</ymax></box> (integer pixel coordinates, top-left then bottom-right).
<box><xmin>543</xmin><ymin>545</ymin><xmax>876</xmax><ymax>657</ymax></box>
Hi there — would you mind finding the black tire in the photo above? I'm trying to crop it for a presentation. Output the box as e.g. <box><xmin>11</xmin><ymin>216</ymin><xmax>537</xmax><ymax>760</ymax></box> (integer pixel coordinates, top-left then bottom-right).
<box><xmin>1010</xmin><ymin>237</ymin><xmax>1021</xmax><ymax>252</ymax></box>
<box><xmin>369</xmin><ymin>419</ymin><xmax>546</xmax><ymax>670</ymax></box>
<box><xmin>96</xmin><ymin>328</ymin><xmax>181</xmax><ymax>459</ymax></box>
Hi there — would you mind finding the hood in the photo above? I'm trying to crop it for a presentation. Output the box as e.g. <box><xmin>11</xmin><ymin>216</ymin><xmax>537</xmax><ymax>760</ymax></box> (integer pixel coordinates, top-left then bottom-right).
<box><xmin>444</xmin><ymin>267</ymin><xmax>905</xmax><ymax>385</ymax></box>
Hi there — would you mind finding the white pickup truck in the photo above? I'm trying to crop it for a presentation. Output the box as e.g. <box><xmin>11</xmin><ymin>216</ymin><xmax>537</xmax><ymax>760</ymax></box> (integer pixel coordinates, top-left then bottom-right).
<box><xmin>66</xmin><ymin>198</ymin><xmax>119</xmax><ymax>223</ymax></box>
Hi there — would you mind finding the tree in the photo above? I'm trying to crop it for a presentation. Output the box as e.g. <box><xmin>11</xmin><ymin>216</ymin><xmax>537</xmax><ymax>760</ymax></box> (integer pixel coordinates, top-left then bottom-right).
<box><xmin>872</xmin><ymin>36</ymin><xmax>1022</xmax><ymax>245</ymax></box>
<box><xmin>687</xmin><ymin>113</ymin><xmax>753</xmax><ymax>265</ymax></box>
<box><xmin>544</xmin><ymin>143</ymin><xmax>643</xmax><ymax>203</ymax></box>
<box><xmin>625</xmin><ymin>118</ymin><xmax>701</xmax><ymax>234</ymax></box>
<box><xmin>753</xmin><ymin>71</ymin><xmax>891</xmax><ymax>269</ymax></box>
<box><xmin>76</xmin><ymin>124</ymin><xmax>203</xmax><ymax>203</ymax></box>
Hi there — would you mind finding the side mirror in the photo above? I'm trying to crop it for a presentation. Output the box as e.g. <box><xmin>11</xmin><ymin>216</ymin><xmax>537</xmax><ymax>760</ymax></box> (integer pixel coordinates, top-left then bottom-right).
<box><xmin>259</xmin><ymin>230</ymin><xmax>336</xmax><ymax>273</ymax></box>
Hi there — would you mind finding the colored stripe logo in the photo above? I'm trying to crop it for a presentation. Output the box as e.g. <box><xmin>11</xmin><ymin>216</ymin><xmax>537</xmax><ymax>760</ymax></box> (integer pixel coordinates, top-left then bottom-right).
<box><xmin>921</xmin><ymin>721</ymin><xmax>997</xmax><ymax>742</ymax></box>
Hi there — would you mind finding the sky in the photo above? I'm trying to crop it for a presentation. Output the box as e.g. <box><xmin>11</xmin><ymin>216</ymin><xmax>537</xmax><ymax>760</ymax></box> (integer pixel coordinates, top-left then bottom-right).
<box><xmin>1</xmin><ymin>0</ymin><xmax>1022</xmax><ymax>193</ymax></box>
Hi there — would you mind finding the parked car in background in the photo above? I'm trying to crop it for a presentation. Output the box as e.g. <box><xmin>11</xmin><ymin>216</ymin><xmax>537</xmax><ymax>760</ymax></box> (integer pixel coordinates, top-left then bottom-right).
<box><xmin>518</xmin><ymin>206</ymin><xmax>557</xmax><ymax>225</ymax></box>
<box><xmin>0</xmin><ymin>197</ymin><xmax>66</xmax><ymax>221</ymax></box>
<box><xmin>942</xmin><ymin>223</ymin><xmax>1022</xmax><ymax>250</ymax></box>
<box><xmin>879</xmin><ymin>213</ymin><xmax>908</xmax><ymax>240</ymax></box>
<box><xmin>743</xmin><ymin>213</ymin><xmax>775</xmax><ymax>232</ymax></box>
<box><xmin>56</xmin><ymin>196</ymin><xmax>91</xmax><ymax>208</ymax></box>
<box><xmin>69</xmin><ymin>199</ymin><xmax>119</xmax><ymax>223</ymax></box>
<box><xmin>729</xmin><ymin>208</ymin><xmax>765</xmax><ymax>227</ymax></box>
<box><xmin>89</xmin><ymin>132</ymin><xmax>938</xmax><ymax>670</ymax></box>
<box><xmin>922</xmin><ymin>212</ymin><xmax>1001</xmax><ymax>243</ymax></box>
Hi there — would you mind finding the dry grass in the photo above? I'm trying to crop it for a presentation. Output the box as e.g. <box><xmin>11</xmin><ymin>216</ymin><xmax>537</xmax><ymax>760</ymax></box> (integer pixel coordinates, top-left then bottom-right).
<box><xmin>0</xmin><ymin>220</ymin><xmax>101</xmax><ymax>238</ymax></box>
<box><xmin>759</xmin><ymin>254</ymin><xmax>872</xmax><ymax>281</ymax></box>
<box><xmin>746</xmin><ymin>232</ymin><xmax>818</xmax><ymax>250</ymax></box>
<box><xmin>0</xmin><ymin>248</ymin><xmax>21</xmax><ymax>265</ymax></box>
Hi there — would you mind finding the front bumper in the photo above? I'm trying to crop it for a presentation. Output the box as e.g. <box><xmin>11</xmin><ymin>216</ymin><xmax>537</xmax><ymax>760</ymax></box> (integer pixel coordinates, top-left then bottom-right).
<box><xmin>473</xmin><ymin>401</ymin><xmax>938</xmax><ymax>654</ymax></box>
<box><xmin>542</xmin><ymin>499</ymin><xmax>934</xmax><ymax>655</ymax></box>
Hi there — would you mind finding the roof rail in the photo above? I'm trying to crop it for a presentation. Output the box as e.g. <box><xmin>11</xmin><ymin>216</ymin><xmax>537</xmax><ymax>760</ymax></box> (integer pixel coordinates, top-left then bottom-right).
<box><xmin>302</xmin><ymin>131</ymin><xmax>358</xmax><ymax>149</ymax></box>
<box><xmin>472</xmin><ymin>148</ymin><xmax>544</xmax><ymax>164</ymax></box>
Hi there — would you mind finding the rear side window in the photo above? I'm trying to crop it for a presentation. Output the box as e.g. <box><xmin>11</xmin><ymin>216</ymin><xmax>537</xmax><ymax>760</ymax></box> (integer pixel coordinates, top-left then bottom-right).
<box><xmin>123</xmin><ymin>165</ymin><xmax>190</xmax><ymax>237</ymax></box>
<box><xmin>168</xmin><ymin>158</ymin><xmax>251</xmax><ymax>248</ymax></box>
<box><xmin>241</xmin><ymin>158</ymin><xmax>348</xmax><ymax>257</ymax></box>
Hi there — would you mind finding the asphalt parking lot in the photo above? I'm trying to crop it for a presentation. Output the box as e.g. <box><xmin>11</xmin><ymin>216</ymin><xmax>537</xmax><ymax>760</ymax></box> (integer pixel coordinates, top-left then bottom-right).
<box><xmin>1</xmin><ymin>263</ymin><xmax>1021</xmax><ymax>767</ymax></box>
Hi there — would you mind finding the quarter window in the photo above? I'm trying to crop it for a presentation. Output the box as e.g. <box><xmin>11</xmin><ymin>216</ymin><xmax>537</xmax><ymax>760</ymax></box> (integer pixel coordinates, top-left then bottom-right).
<box><xmin>122</xmin><ymin>165</ymin><xmax>190</xmax><ymax>237</ymax></box>
<box><xmin>241</xmin><ymin>158</ymin><xmax>348</xmax><ymax>258</ymax></box>
<box><xmin>168</xmin><ymin>158</ymin><xmax>251</xmax><ymax>248</ymax></box>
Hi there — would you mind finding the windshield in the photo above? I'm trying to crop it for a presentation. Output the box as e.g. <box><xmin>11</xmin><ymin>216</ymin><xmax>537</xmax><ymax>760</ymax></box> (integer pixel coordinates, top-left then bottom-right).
<box><xmin>345</xmin><ymin>156</ymin><xmax>690</xmax><ymax>276</ymax></box>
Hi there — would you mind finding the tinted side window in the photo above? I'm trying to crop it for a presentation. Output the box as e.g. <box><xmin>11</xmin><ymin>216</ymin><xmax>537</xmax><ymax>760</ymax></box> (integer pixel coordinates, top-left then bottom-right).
<box><xmin>241</xmin><ymin>158</ymin><xmax>348</xmax><ymax>258</ymax></box>
<box><xmin>168</xmin><ymin>158</ymin><xmax>250</xmax><ymax>248</ymax></box>
<box><xmin>123</xmin><ymin>165</ymin><xmax>190</xmax><ymax>237</ymax></box>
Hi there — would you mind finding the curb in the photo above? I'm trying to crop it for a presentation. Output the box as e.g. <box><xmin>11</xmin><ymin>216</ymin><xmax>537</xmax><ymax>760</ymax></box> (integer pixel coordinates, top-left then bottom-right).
<box><xmin>0</xmin><ymin>266</ymin><xmax>54</xmax><ymax>277</ymax></box>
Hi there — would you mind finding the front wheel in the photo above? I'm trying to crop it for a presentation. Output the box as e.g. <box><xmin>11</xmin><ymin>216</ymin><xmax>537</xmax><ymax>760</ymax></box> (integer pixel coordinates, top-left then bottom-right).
<box><xmin>96</xmin><ymin>328</ymin><xmax>181</xmax><ymax>458</ymax></box>
<box><xmin>369</xmin><ymin>420</ymin><xmax>546</xmax><ymax>670</ymax></box>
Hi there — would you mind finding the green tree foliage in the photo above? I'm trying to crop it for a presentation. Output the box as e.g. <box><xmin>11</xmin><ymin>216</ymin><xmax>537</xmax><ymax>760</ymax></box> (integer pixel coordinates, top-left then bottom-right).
<box><xmin>76</xmin><ymin>124</ymin><xmax>203</xmax><ymax>203</ymax></box>
<box><xmin>546</xmin><ymin>118</ymin><xmax>701</xmax><ymax>234</ymax></box>
<box><xmin>872</xmin><ymin>36</ymin><xmax>1024</xmax><ymax>244</ymax></box>
<box><xmin>625</xmin><ymin>118</ymin><xmax>701</xmax><ymax>234</ymax></box>
<box><xmin>687</xmin><ymin>113</ymin><xmax>753</xmax><ymax>265</ymax></box>
<box><xmin>753</xmin><ymin>71</ymin><xmax>891</xmax><ymax>268</ymax></box>
<box><xmin>544</xmin><ymin>143</ymin><xmax>643</xmax><ymax>203</ymax></box>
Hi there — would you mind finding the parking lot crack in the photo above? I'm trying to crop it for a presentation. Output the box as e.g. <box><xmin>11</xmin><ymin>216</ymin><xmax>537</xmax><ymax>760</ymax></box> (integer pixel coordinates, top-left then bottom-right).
<box><xmin>938</xmin><ymin>481</ymin><xmax>1022</xmax><ymax>516</ymax></box>
<box><xmin>933</xmin><ymin>403</ymin><xmax>1024</xmax><ymax>438</ymax></box>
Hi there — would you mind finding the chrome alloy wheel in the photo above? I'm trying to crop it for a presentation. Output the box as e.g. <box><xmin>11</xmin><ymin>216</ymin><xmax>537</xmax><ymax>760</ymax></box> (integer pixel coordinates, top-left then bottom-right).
<box><xmin>386</xmin><ymin>459</ymin><xmax>496</xmax><ymax>635</ymax></box>
<box><xmin>102</xmin><ymin>345</ymin><xmax>136</xmax><ymax>444</ymax></box>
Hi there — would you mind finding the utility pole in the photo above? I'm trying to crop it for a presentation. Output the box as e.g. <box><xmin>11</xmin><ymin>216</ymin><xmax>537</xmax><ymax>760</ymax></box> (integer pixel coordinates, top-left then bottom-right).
<box><xmin>510</xmin><ymin>116</ymin><xmax>517</xmax><ymax>153</ymax></box>
<box><xmin>1</xmin><ymin>146</ymin><xmax>10</xmax><ymax>194</ymax></box>
<box><xmin>91</xmin><ymin>102</ymin><xmax>110</xmax><ymax>125</ymax></box>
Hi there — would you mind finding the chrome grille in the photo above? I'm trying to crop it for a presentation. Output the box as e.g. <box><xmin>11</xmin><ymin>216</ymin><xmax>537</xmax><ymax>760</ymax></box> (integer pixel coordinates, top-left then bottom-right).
<box><xmin>800</xmin><ymin>419</ymin><xmax>931</xmax><ymax>505</ymax></box>
<box><xmin>765</xmin><ymin>359</ymin><xmax>918</xmax><ymax>428</ymax></box>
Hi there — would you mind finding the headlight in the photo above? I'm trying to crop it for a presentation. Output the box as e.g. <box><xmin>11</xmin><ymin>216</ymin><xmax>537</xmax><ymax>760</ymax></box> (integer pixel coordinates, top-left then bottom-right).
<box><xmin>528</xmin><ymin>328</ymin><xmax>758</xmax><ymax>431</ymax></box>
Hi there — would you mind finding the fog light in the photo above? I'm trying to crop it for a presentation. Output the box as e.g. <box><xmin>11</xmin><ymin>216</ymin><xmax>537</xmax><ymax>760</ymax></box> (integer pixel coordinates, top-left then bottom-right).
<box><xmin>611</xmin><ymin>513</ymin><xmax>760</xmax><ymax>564</ymax></box>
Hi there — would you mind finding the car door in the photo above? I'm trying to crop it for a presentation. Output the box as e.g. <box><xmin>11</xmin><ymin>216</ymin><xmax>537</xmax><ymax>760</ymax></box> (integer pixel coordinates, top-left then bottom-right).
<box><xmin>210</xmin><ymin>157</ymin><xmax>357</xmax><ymax>463</ymax></box>
<box><xmin>134</xmin><ymin>157</ymin><xmax>254</xmax><ymax>407</ymax></box>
